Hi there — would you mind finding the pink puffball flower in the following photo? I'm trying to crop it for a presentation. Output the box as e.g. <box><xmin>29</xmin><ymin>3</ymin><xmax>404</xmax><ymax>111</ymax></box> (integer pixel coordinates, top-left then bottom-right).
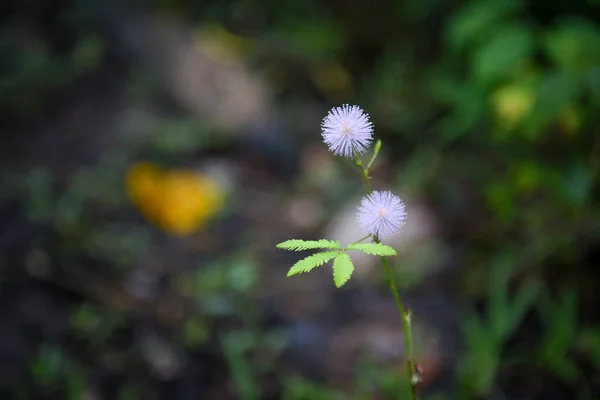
<box><xmin>357</xmin><ymin>191</ymin><xmax>407</xmax><ymax>239</ymax></box>
<box><xmin>321</xmin><ymin>104</ymin><xmax>374</xmax><ymax>157</ymax></box>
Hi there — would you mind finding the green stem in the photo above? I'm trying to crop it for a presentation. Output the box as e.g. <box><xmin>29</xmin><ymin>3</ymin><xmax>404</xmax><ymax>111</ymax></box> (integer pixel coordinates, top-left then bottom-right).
<box><xmin>346</xmin><ymin>234</ymin><xmax>372</xmax><ymax>248</ymax></box>
<box><xmin>380</xmin><ymin>255</ymin><xmax>417</xmax><ymax>400</ymax></box>
<box><xmin>366</xmin><ymin>139</ymin><xmax>382</xmax><ymax>171</ymax></box>
<box><xmin>355</xmin><ymin>153</ymin><xmax>418</xmax><ymax>399</ymax></box>
<box><xmin>354</xmin><ymin>154</ymin><xmax>372</xmax><ymax>194</ymax></box>
<box><xmin>361</xmin><ymin>167</ymin><xmax>371</xmax><ymax>195</ymax></box>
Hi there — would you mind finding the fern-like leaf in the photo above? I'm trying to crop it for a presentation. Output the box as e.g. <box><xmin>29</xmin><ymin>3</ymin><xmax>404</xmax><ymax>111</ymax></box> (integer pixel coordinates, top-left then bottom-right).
<box><xmin>287</xmin><ymin>251</ymin><xmax>339</xmax><ymax>277</ymax></box>
<box><xmin>346</xmin><ymin>243</ymin><xmax>397</xmax><ymax>256</ymax></box>
<box><xmin>332</xmin><ymin>253</ymin><xmax>354</xmax><ymax>288</ymax></box>
<box><xmin>277</xmin><ymin>239</ymin><xmax>340</xmax><ymax>252</ymax></box>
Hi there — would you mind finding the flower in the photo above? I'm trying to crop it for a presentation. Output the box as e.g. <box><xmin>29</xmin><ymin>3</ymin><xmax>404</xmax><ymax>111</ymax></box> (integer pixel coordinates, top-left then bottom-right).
<box><xmin>357</xmin><ymin>191</ymin><xmax>407</xmax><ymax>239</ymax></box>
<box><xmin>321</xmin><ymin>104</ymin><xmax>374</xmax><ymax>157</ymax></box>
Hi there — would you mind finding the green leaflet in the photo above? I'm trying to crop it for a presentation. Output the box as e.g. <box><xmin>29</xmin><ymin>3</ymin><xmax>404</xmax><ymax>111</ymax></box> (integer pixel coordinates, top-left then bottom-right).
<box><xmin>286</xmin><ymin>251</ymin><xmax>340</xmax><ymax>276</ymax></box>
<box><xmin>346</xmin><ymin>242</ymin><xmax>397</xmax><ymax>256</ymax></box>
<box><xmin>276</xmin><ymin>239</ymin><xmax>341</xmax><ymax>252</ymax></box>
<box><xmin>332</xmin><ymin>253</ymin><xmax>354</xmax><ymax>288</ymax></box>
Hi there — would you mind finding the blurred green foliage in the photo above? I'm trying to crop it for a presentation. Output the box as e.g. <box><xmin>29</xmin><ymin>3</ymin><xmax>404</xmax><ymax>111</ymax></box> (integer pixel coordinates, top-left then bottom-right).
<box><xmin>30</xmin><ymin>345</ymin><xmax>87</xmax><ymax>399</ymax></box>
<box><xmin>0</xmin><ymin>0</ymin><xmax>105</xmax><ymax>122</ymax></box>
<box><xmin>458</xmin><ymin>257</ymin><xmax>540</xmax><ymax>397</ymax></box>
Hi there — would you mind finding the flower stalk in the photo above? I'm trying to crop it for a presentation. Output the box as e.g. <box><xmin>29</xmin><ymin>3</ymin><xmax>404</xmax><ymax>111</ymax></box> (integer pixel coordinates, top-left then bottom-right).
<box><xmin>277</xmin><ymin>104</ymin><xmax>420</xmax><ymax>400</ymax></box>
<box><xmin>356</xmin><ymin>150</ymin><xmax>418</xmax><ymax>400</ymax></box>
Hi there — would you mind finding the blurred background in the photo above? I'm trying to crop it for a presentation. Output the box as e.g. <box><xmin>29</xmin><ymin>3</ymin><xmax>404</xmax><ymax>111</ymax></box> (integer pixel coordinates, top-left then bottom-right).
<box><xmin>1</xmin><ymin>0</ymin><xmax>599</xmax><ymax>398</ymax></box>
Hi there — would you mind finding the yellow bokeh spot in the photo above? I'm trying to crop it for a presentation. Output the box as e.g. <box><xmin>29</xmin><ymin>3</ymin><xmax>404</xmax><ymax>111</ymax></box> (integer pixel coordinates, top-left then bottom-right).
<box><xmin>194</xmin><ymin>23</ymin><xmax>253</xmax><ymax>66</ymax></box>
<box><xmin>126</xmin><ymin>162</ymin><xmax>224</xmax><ymax>236</ymax></box>
<box><xmin>311</xmin><ymin>61</ymin><xmax>352</xmax><ymax>98</ymax></box>
<box><xmin>491</xmin><ymin>84</ymin><xmax>535</xmax><ymax>128</ymax></box>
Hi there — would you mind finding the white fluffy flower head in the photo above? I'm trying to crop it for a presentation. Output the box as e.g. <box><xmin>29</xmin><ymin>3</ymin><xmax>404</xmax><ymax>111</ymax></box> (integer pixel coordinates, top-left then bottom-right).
<box><xmin>357</xmin><ymin>191</ymin><xmax>407</xmax><ymax>239</ymax></box>
<box><xmin>321</xmin><ymin>104</ymin><xmax>374</xmax><ymax>157</ymax></box>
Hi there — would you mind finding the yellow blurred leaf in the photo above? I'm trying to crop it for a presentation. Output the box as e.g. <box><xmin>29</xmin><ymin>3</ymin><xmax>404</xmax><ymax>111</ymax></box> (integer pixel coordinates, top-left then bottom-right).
<box><xmin>491</xmin><ymin>83</ymin><xmax>535</xmax><ymax>128</ymax></box>
<box><xmin>311</xmin><ymin>61</ymin><xmax>352</xmax><ymax>98</ymax></box>
<box><xmin>194</xmin><ymin>23</ymin><xmax>253</xmax><ymax>66</ymax></box>
<box><xmin>126</xmin><ymin>162</ymin><xmax>224</xmax><ymax>236</ymax></box>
